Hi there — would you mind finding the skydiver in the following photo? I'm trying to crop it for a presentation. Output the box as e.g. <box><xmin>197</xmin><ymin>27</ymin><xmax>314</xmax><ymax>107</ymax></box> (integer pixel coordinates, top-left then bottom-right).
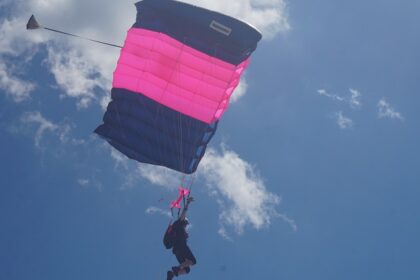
<box><xmin>167</xmin><ymin>196</ymin><xmax>196</xmax><ymax>280</ymax></box>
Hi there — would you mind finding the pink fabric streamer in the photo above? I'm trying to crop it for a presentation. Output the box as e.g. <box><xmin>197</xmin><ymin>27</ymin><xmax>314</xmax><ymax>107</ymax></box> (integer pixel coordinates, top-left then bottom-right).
<box><xmin>170</xmin><ymin>187</ymin><xmax>190</xmax><ymax>209</ymax></box>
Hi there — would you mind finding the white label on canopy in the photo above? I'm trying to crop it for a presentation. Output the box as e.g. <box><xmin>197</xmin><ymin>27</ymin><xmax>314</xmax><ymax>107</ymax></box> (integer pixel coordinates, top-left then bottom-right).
<box><xmin>210</xmin><ymin>20</ymin><xmax>232</xmax><ymax>36</ymax></box>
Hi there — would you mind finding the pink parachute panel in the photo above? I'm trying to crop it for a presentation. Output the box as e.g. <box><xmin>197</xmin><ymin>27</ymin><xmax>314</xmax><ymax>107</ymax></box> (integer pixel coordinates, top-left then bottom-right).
<box><xmin>112</xmin><ymin>28</ymin><xmax>250</xmax><ymax>124</ymax></box>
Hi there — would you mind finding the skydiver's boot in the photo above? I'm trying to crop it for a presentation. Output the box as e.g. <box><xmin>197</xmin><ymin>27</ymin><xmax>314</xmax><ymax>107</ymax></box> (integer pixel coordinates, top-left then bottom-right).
<box><xmin>171</xmin><ymin>266</ymin><xmax>180</xmax><ymax>276</ymax></box>
<box><xmin>166</xmin><ymin>270</ymin><xmax>174</xmax><ymax>280</ymax></box>
<box><xmin>172</xmin><ymin>266</ymin><xmax>189</xmax><ymax>276</ymax></box>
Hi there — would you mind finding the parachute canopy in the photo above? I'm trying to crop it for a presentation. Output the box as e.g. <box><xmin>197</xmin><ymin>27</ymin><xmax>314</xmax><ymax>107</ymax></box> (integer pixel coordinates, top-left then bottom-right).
<box><xmin>95</xmin><ymin>0</ymin><xmax>262</xmax><ymax>173</ymax></box>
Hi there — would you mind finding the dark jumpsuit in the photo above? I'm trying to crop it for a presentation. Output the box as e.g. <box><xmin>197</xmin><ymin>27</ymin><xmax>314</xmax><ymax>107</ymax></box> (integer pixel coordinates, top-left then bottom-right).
<box><xmin>171</xmin><ymin>219</ymin><xmax>197</xmax><ymax>265</ymax></box>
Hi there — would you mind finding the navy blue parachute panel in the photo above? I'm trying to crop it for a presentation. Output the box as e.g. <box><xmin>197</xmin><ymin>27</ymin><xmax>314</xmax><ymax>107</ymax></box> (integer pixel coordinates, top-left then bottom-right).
<box><xmin>134</xmin><ymin>0</ymin><xmax>262</xmax><ymax>65</ymax></box>
<box><xmin>95</xmin><ymin>88</ymin><xmax>218</xmax><ymax>174</ymax></box>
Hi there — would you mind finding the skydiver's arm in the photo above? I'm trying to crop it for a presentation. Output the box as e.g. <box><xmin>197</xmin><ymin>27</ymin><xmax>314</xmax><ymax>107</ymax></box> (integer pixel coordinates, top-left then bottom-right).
<box><xmin>180</xmin><ymin>197</ymin><xmax>194</xmax><ymax>221</ymax></box>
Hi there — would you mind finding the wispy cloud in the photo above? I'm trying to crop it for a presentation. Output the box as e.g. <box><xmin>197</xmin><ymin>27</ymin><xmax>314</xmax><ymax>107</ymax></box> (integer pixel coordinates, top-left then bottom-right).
<box><xmin>199</xmin><ymin>146</ymin><xmax>296</xmax><ymax>236</ymax></box>
<box><xmin>0</xmin><ymin>0</ymin><xmax>11</xmax><ymax>9</ymax></box>
<box><xmin>317</xmin><ymin>89</ymin><xmax>345</xmax><ymax>102</ymax></box>
<box><xmin>108</xmin><ymin>146</ymin><xmax>129</xmax><ymax>169</ymax></box>
<box><xmin>217</xmin><ymin>227</ymin><xmax>233</xmax><ymax>241</ymax></box>
<box><xmin>20</xmin><ymin>111</ymin><xmax>84</xmax><ymax>148</ymax></box>
<box><xmin>0</xmin><ymin>61</ymin><xmax>36</xmax><ymax>102</ymax></box>
<box><xmin>0</xmin><ymin>1</ymin><xmax>125</xmax><ymax>109</ymax></box>
<box><xmin>15</xmin><ymin>113</ymin><xmax>105</xmax><ymax>190</ymax></box>
<box><xmin>77</xmin><ymin>178</ymin><xmax>89</xmax><ymax>186</ymax></box>
<box><xmin>101</xmin><ymin>153</ymin><xmax>182</xmax><ymax>191</ymax></box>
<box><xmin>336</xmin><ymin>111</ymin><xmax>353</xmax><ymax>129</ymax></box>
<box><xmin>0</xmin><ymin>17</ymin><xmax>40</xmax><ymax>102</ymax></box>
<box><xmin>46</xmin><ymin>47</ymin><xmax>105</xmax><ymax>109</ymax></box>
<box><xmin>230</xmin><ymin>78</ymin><xmax>248</xmax><ymax>103</ymax></box>
<box><xmin>0</xmin><ymin>16</ymin><xmax>47</xmax><ymax>56</ymax></box>
<box><xmin>20</xmin><ymin>111</ymin><xmax>60</xmax><ymax>148</ymax></box>
<box><xmin>136</xmin><ymin>165</ymin><xmax>181</xmax><ymax>190</ymax></box>
<box><xmin>185</xmin><ymin>0</ymin><xmax>290</xmax><ymax>38</ymax></box>
<box><xmin>349</xmin><ymin>88</ymin><xmax>362</xmax><ymax>109</ymax></box>
<box><xmin>76</xmin><ymin>175</ymin><xmax>103</xmax><ymax>191</ymax></box>
<box><xmin>378</xmin><ymin>98</ymin><xmax>404</xmax><ymax>121</ymax></box>
<box><xmin>145</xmin><ymin>206</ymin><xmax>172</xmax><ymax>218</ymax></box>
<box><xmin>317</xmin><ymin>89</ymin><xmax>363</xmax><ymax>129</ymax></box>
<box><xmin>317</xmin><ymin>88</ymin><xmax>362</xmax><ymax>109</ymax></box>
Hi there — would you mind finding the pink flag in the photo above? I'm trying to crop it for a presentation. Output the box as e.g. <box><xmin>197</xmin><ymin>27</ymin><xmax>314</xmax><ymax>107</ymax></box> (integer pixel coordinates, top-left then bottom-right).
<box><xmin>170</xmin><ymin>187</ymin><xmax>190</xmax><ymax>209</ymax></box>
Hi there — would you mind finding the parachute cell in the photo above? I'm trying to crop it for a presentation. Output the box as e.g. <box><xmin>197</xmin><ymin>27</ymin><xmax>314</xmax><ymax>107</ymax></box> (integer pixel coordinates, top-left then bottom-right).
<box><xmin>95</xmin><ymin>0</ymin><xmax>262</xmax><ymax>173</ymax></box>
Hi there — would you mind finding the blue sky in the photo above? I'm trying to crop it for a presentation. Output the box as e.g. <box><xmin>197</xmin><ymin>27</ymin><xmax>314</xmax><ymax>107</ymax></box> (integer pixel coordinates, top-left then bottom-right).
<box><xmin>1</xmin><ymin>0</ymin><xmax>420</xmax><ymax>279</ymax></box>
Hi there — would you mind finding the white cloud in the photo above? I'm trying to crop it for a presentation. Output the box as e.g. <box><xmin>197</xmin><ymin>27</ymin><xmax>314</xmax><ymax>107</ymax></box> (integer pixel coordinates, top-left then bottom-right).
<box><xmin>230</xmin><ymin>78</ymin><xmax>248</xmax><ymax>103</ymax></box>
<box><xmin>77</xmin><ymin>178</ymin><xmax>89</xmax><ymax>186</ymax></box>
<box><xmin>46</xmin><ymin>46</ymin><xmax>105</xmax><ymax>109</ymax></box>
<box><xmin>145</xmin><ymin>206</ymin><xmax>172</xmax><ymax>218</ymax></box>
<box><xmin>0</xmin><ymin>0</ymin><xmax>129</xmax><ymax>108</ymax></box>
<box><xmin>0</xmin><ymin>16</ymin><xmax>48</xmax><ymax>56</ymax></box>
<box><xmin>217</xmin><ymin>227</ymin><xmax>233</xmax><ymax>241</ymax></box>
<box><xmin>77</xmin><ymin>176</ymin><xmax>103</xmax><ymax>191</ymax></box>
<box><xmin>0</xmin><ymin>17</ymin><xmax>42</xmax><ymax>102</ymax></box>
<box><xmin>336</xmin><ymin>111</ymin><xmax>353</xmax><ymax>129</ymax></box>
<box><xmin>108</xmin><ymin>146</ymin><xmax>129</xmax><ymax>168</ymax></box>
<box><xmin>349</xmin><ymin>88</ymin><xmax>362</xmax><ymax>109</ymax></box>
<box><xmin>317</xmin><ymin>88</ymin><xmax>363</xmax><ymax>110</ymax></box>
<box><xmin>0</xmin><ymin>0</ymin><xmax>11</xmax><ymax>9</ymax></box>
<box><xmin>99</xmin><ymin>94</ymin><xmax>111</xmax><ymax>111</ymax></box>
<box><xmin>184</xmin><ymin>0</ymin><xmax>290</xmax><ymax>38</ymax></box>
<box><xmin>20</xmin><ymin>111</ymin><xmax>60</xmax><ymax>148</ymax></box>
<box><xmin>104</xmin><ymin>155</ymin><xmax>184</xmax><ymax>190</ymax></box>
<box><xmin>20</xmin><ymin>111</ymin><xmax>84</xmax><ymax>148</ymax></box>
<box><xmin>136</xmin><ymin>165</ymin><xmax>182</xmax><ymax>189</ymax></box>
<box><xmin>0</xmin><ymin>61</ymin><xmax>36</xmax><ymax>102</ymax></box>
<box><xmin>317</xmin><ymin>89</ymin><xmax>345</xmax><ymax>102</ymax></box>
<box><xmin>276</xmin><ymin>213</ymin><xmax>297</xmax><ymax>231</ymax></box>
<box><xmin>378</xmin><ymin>98</ymin><xmax>404</xmax><ymax>121</ymax></box>
<box><xmin>199</xmin><ymin>146</ymin><xmax>295</xmax><ymax>236</ymax></box>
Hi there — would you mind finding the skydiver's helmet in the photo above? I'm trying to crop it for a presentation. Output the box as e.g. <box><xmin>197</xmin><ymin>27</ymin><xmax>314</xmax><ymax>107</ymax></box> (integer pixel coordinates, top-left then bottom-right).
<box><xmin>181</xmin><ymin>218</ymin><xmax>189</xmax><ymax>227</ymax></box>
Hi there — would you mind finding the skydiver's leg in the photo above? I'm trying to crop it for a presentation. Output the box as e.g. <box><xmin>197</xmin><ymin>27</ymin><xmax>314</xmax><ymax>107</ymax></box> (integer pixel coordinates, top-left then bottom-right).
<box><xmin>167</xmin><ymin>270</ymin><xmax>175</xmax><ymax>280</ymax></box>
<box><xmin>178</xmin><ymin>257</ymin><xmax>196</xmax><ymax>274</ymax></box>
<box><xmin>171</xmin><ymin>248</ymin><xmax>196</xmax><ymax>277</ymax></box>
<box><xmin>181</xmin><ymin>245</ymin><xmax>196</xmax><ymax>266</ymax></box>
<box><xmin>174</xmin><ymin>266</ymin><xmax>190</xmax><ymax>276</ymax></box>
<box><xmin>179</xmin><ymin>259</ymin><xmax>194</xmax><ymax>268</ymax></box>
<box><xmin>171</xmin><ymin>263</ymin><xmax>191</xmax><ymax>276</ymax></box>
<box><xmin>167</xmin><ymin>250</ymin><xmax>183</xmax><ymax>280</ymax></box>
<box><xmin>177</xmin><ymin>245</ymin><xmax>197</xmax><ymax>274</ymax></box>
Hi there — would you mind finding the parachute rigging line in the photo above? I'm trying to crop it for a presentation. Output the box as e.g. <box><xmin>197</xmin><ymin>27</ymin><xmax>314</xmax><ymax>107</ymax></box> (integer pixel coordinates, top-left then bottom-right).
<box><xmin>26</xmin><ymin>15</ymin><xmax>122</xmax><ymax>48</ymax></box>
